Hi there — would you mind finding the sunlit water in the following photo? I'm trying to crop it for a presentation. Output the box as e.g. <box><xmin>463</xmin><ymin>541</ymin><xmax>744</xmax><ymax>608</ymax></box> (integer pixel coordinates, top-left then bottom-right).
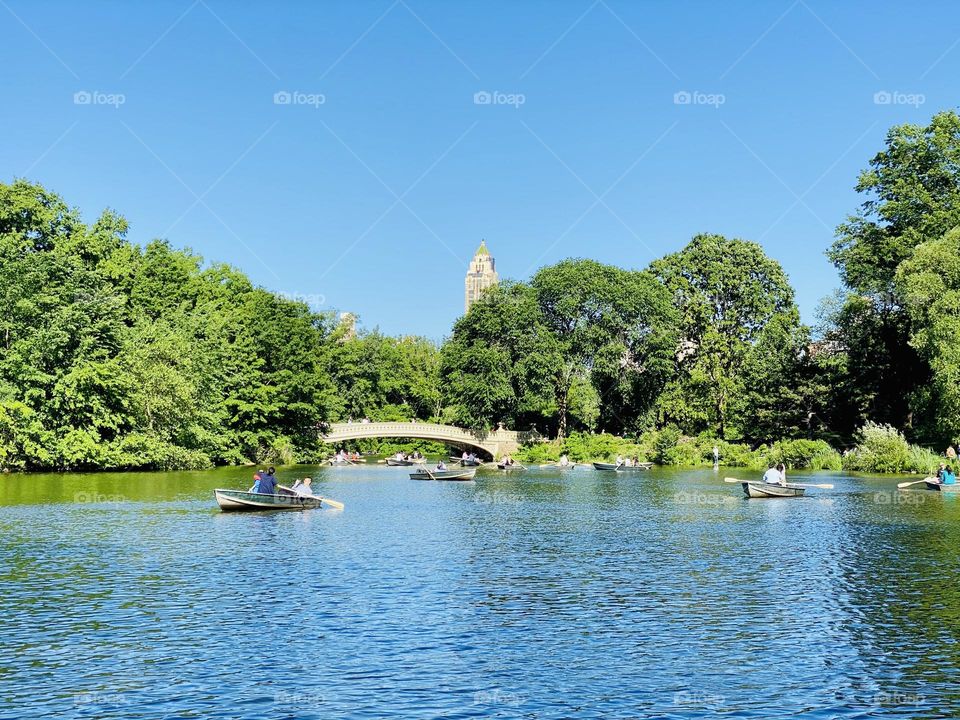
<box><xmin>2</xmin><ymin>464</ymin><xmax>959</xmax><ymax>719</ymax></box>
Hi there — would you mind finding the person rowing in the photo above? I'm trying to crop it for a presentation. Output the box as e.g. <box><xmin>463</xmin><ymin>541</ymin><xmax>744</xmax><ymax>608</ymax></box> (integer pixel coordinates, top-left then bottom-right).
<box><xmin>762</xmin><ymin>463</ymin><xmax>785</xmax><ymax>486</ymax></box>
<box><xmin>436</xmin><ymin>460</ymin><xmax>447</xmax><ymax>471</ymax></box>
<box><xmin>940</xmin><ymin>465</ymin><xmax>957</xmax><ymax>485</ymax></box>
<box><xmin>559</xmin><ymin>454</ymin><xmax>570</xmax><ymax>467</ymax></box>
<box><xmin>291</xmin><ymin>477</ymin><xmax>314</xmax><ymax>496</ymax></box>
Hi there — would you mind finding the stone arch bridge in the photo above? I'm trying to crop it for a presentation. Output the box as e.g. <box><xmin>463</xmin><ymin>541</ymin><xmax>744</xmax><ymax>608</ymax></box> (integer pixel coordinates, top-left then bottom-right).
<box><xmin>322</xmin><ymin>422</ymin><xmax>520</xmax><ymax>459</ymax></box>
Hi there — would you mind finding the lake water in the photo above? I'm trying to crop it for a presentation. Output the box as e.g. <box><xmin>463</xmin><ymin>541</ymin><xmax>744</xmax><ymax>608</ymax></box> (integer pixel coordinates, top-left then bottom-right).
<box><xmin>2</xmin><ymin>464</ymin><xmax>958</xmax><ymax>719</ymax></box>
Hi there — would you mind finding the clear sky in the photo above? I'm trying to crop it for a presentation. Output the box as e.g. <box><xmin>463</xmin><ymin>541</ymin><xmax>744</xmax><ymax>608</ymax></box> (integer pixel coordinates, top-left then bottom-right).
<box><xmin>3</xmin><ymin>1</ymin><xmax>956</xmax><ymax>340</ymax></box>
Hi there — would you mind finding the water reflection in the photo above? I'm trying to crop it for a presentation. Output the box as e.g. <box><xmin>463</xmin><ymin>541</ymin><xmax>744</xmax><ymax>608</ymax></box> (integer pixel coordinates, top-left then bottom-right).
<box><xmin>2</xmin><ymin>465</ymin><xmax>959</xmax><ymax>718</ymax></box>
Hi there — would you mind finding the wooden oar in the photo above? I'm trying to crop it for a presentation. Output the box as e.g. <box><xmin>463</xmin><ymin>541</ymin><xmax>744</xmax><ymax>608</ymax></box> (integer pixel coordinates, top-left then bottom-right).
<box><xmin>897</xmin><ymin>477</ymin><xmax>936</xmax><ymax>489</ymax></box>
<box><xmin>277</xmin><ymin>484</ymin><xmax>344</xmax><ymax>510</ymax></box>
<box><xmin>723</xmin><ymin>477</ymin><xmax>833</xmax><ymax>489</ymax></box>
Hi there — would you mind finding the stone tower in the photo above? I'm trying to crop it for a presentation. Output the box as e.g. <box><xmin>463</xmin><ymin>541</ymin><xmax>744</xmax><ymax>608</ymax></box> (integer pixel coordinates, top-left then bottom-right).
<box><xmin>464</xmin><ymin>240</ymin><xmax>498</xmax><ymax>313</ymax></box>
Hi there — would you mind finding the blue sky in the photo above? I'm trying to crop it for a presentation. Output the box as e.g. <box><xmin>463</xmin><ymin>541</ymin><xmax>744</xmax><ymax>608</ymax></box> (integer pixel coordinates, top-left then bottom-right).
<box><xmin>3</xmin><ymin>1</ymin><xmax>956</xmax><ymax>340</ymax></box>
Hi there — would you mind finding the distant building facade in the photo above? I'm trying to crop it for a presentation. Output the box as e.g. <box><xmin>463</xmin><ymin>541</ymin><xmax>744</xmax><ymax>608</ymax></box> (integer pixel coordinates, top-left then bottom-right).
<box><xmin>464</xmin><ymin>240</ymin><xmax>498</xmax><ymax>313</ymax></box>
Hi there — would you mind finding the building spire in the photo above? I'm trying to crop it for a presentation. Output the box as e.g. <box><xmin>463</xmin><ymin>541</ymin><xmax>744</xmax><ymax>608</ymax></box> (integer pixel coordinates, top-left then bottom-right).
<box><xmin>464</xmin><ymin>240</ymin><xmax>498</xmax><ymax>313</ymax></box>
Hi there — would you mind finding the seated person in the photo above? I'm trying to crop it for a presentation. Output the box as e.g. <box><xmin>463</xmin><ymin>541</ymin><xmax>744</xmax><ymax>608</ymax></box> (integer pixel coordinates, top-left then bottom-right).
<box><xmin>943</xmin><ymin>466</ymin><xmax>957</xmax><ymax>485</ymax></box>
<box><xmin>293</xmin><ymin>477</ymin><xmax>314</xmax><ymax>496</ymax></box>
<box><xmin>762</xmin><ymin>464</ymin><xmax>784</xmax><ymax>485</ymax></box>
<box><xmin>436</xmin><ymin>460</ymin><xmax>447</xmax><ymax>471</ymax></box>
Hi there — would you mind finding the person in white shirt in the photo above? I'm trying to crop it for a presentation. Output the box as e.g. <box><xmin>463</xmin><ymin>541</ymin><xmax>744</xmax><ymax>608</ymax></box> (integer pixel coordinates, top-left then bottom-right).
<box><xmin>762</xmin><ymin>464</ymin><xmax>784</xmax><ymax>485</ymax></box>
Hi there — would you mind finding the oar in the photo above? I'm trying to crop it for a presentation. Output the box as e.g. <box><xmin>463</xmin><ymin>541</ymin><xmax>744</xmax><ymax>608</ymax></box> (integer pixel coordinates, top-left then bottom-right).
<box><xmin>277</xmin><ymin>484</ymin><xmax>344</xmax><ymax>510</ymax></box>
<box><xmin>897</xmin><ymin>477</ymin><xmax>936</xmax><ymax>489</ymax></box>
<box><xmin>723</xmin><ymin>477</ymin><xmax>833</xmax><ymax>489</ymax></box>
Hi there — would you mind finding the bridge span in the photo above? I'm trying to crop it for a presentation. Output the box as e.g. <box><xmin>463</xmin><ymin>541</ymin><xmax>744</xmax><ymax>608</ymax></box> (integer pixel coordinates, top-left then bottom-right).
<box><xmin>322</xmin><ymin>421</ymin><xmax>520</xmax><ymax>459</ymax></box>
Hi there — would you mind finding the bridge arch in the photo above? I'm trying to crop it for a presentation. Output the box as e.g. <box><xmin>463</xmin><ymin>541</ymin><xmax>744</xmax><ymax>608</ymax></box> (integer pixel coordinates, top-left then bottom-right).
<box><xmin>322</xmin><ymin>421</ymin><xmax>520</xmax><ymax>459</ymax></box>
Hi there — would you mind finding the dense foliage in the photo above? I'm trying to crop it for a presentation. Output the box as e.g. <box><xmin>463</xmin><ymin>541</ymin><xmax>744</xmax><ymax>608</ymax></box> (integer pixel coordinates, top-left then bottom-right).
<box><xmin>5</xmin><ymin>110</ymin><xmax>960</xmax><ymax>471</ymax></box>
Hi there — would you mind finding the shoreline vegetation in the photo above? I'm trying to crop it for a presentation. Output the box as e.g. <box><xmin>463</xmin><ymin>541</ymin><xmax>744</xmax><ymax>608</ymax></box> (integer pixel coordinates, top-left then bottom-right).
<box><xmin>512</xmin><ymin>422</ymin><xmax>942</xmax><ymax>475</ymax></box>
<box><xmin>3</xmin><ymin>111</ymin><xmax>960</xmax><ymax>474</ymax></box>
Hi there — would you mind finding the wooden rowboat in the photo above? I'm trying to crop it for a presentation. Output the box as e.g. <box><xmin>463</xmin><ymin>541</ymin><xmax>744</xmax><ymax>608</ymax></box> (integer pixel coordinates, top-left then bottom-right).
<box><xmin>593</xmin><ymin>462</ymin><xmax>653</xmax><ymax>472</ymax></box>
<box><xmin>741</xmin><ymin>482</ymin><xmax>805</xmax><ymax>498</ymax></box>
<box><xmin>924</xmin><ymin>480</ymin><xmax>960</xmax><ymax>492</ymax></box>
<box><xmin>214</xmin><ymin>488</ymin><xmax>324</xmax><ymax>512</ymax></box>
<box><xmin>410</xmin><ymin>468</ymin><xmax>477</xmax><ymax>481</ymax></box>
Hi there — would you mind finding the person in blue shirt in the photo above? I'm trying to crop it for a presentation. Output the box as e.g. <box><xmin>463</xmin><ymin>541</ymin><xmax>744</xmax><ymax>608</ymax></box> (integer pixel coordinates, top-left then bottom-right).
<box><xmin>250</xmin><ymin>467</ymin><xmax>277</xmax><ymax>494</ymax></box>
<box><xmin>942</xmin><ymin>466</ymin><xmax>956</xmax><ymax>485</ymax></box>
<box><xmin>259</xmin><ymin>467</ymin><xmax>277</xmax><ymax>494</ymax></box>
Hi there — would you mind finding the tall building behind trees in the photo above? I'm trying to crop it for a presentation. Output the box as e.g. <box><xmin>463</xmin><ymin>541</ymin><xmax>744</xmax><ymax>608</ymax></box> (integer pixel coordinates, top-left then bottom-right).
<box><xmin>464</xmin><ymin>240</ymin><xmax>498</xmax><ymax>313</ymax></box>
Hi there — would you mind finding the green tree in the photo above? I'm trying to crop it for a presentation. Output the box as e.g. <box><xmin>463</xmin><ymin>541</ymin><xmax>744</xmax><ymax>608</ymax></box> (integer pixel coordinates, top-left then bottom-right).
<box><xmin>825</xmin><ymin>111</ymin><xmax>960</xmax><ymax>437</ymax></box>
<box><xmin>650</xmin><ymin>233</ymin><xmax>800</xmax><ymax>439</ymax></box>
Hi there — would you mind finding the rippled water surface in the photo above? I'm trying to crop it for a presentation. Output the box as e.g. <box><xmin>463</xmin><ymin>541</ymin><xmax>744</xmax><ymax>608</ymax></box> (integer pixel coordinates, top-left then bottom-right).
<box><xmin>3</xmin><ymin>465</ymin><xmax>960</xmax><ymax>719</ymax></box>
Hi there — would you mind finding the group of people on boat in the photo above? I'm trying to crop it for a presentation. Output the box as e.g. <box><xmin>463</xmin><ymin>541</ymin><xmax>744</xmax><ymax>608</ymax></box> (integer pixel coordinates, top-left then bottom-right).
<box><xmin>615</xmin><ymin>455</ymin><xmax>643</xmax><ymax>467</ymax></box>
<box><xmin>393</xmin><ymin>450</ymin><xmax>424</xmax><ymax>462</ymax></box>
<box><xmin>762</xmin><ymin>463</ymin><xmax>788</xmax><ymax>486</ymax></box>
<box><xmin>333</xmin><ymin>449</ymin><xmax>361</xmax><ymax>463</ymax></box>
<box><xmin>250</xmin><ymin>467</ymin><xmax>315</xmax><ymax>497</ymax></box>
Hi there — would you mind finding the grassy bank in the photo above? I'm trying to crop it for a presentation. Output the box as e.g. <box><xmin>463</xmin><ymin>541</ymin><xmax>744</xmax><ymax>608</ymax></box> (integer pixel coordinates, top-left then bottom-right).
<box><xmin>515</xmin><ymin>423</ymin><xmax>942</xmax><ymax>474</ymax></box>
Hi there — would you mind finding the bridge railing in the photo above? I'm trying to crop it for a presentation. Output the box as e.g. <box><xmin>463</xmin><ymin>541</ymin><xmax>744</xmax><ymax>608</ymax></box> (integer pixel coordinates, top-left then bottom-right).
<box><xmin>324</xmin><ymin>421</ymin><xmax>519</xmax><ymax>443</ymax></box>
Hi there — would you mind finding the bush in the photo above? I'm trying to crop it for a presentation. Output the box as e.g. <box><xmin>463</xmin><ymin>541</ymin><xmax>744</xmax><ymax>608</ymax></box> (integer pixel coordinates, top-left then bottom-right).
<box><xmin>906</xmin><ymin>444</ymin><xmax>942</xmax><ymax>475</ymax></box>
<box><xmin>842</xmin><ymin>423</ymin><xmax>913</xmax><ymax>473</ymax></box>
<box><xmin>763</xmin><ymin>439</ymin><xmax>842</xmax><ymax>471</ymax></box>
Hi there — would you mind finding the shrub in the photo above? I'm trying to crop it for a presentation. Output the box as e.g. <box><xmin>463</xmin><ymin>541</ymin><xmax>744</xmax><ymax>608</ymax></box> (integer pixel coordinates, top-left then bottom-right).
<box><xmin>906</xmin><ymin>444</ymin><xmax>942</xmax><ymax>475</ymax></box>
<box><xmin>763</xmin><ymin>439</ymin><xmax>842</xmax><ymax>471</ymax></box>
<box><xmin>842</xmin><ymin>423</ymin><xmax>912</xmax><ymax>473</ymax></box>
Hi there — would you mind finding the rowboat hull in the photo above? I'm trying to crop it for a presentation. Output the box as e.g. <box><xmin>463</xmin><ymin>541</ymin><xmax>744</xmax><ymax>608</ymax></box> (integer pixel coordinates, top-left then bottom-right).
<box><xmin>593</xmin><ymin>462</ymin><xmax>653</xmax><ymax>472</ymax></box>
<box><xmin>386</xmin><ymin>458</ymin><xmax>415</xmax><ymax>466</ymax></box>
<box><xmin>925</xmin><ymin>480</ymin><xmax>960</xmax><ymax>492</ymax></box>
<box><xmin>214</xmin><ymin>489</ymin><xmax>323</xmax><ymax>512</ymax></box>
<box><xmin>410</xmin><ymin>469</ymin><xmax>477</xmax><ymax>481</ymax></box>
<box><xmin>741</xmin><ymin>482</ymin><xmax>805</xmax><ymax>498</ymax></box>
